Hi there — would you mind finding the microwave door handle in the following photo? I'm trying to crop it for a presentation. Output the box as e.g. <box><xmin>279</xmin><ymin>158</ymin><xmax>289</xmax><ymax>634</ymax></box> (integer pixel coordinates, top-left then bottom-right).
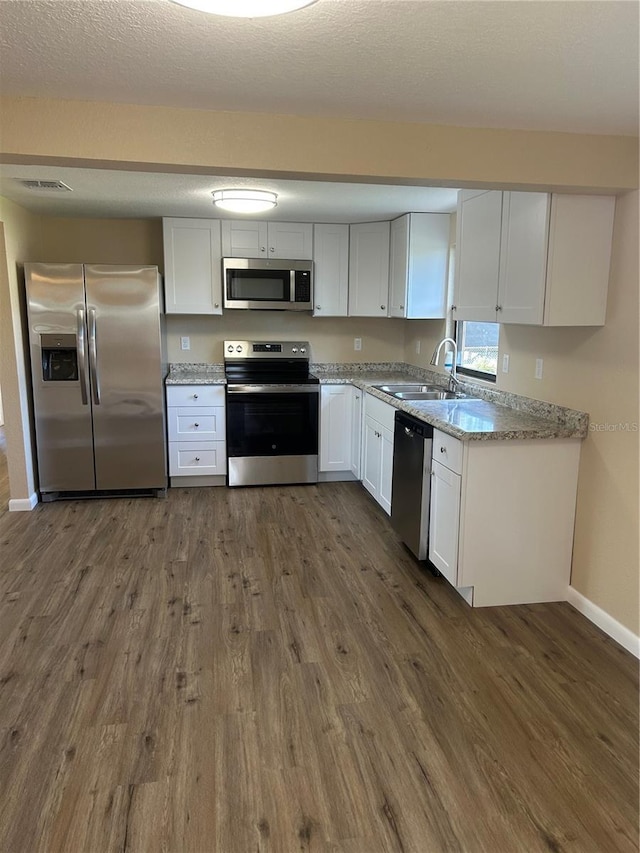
<box><xmin>88</xmin><ymin>308</ymin><xmax>101</xmax><ymax>405</ymax></box>
<box><xmin>76</xmin><ymin>308</ymin><xmax>89</xmax><ymax>405</ymax></box>
<box><xmin>290</xmin><ymin>269</ymin><xmax>296</xmax><ymax>302</ymax></box>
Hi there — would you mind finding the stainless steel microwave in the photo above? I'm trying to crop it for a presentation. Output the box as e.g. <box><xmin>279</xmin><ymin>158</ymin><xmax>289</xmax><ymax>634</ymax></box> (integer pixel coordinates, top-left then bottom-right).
<box><xmin>222</xmin><ymin>258</ymin><xmax>313</xmax><ymax>311</ymax></box>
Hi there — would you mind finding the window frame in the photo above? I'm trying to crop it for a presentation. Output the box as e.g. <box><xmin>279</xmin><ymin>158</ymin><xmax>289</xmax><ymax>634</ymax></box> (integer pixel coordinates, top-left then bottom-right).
<box><xmin>455</xmin><ymin>320</ymin><xmax>499</xmax><ymax>383</ymax></box>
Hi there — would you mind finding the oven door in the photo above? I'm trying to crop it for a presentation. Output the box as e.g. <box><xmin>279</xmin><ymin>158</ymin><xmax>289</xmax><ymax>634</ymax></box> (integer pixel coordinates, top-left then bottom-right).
<box><xmin>226</xmin><ymin>385</ymin><xmax>319</xmax><ymax>486</ymax></box>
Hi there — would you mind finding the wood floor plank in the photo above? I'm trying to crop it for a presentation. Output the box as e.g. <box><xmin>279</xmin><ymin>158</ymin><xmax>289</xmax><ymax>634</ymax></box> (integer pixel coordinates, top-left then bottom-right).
<box><xmin>0</xmin><ymin>434</ymin><xmax>637</xmax><ymax>853</ymax></box>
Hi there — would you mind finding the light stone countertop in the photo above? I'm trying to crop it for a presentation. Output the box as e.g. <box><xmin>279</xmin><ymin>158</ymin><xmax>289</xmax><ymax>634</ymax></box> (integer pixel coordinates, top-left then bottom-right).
<box><xmin>166</xmin><ymin>362</ymin><xmax>588</xmax><ymax>441</ymax></box>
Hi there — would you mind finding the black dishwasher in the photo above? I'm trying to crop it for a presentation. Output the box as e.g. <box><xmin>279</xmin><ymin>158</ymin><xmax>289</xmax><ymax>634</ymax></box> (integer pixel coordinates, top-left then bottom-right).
<box><xmin>390</xmin><ymin>411</ymin><xmax>433</xmax><ymax>560</ymax></box>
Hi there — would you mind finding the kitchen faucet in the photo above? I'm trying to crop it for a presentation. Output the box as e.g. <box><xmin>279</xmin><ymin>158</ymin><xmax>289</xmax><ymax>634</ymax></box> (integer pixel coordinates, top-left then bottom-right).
<box><xmin>430</xmin><ymin>337</ymin><xmax>459</xmax><ymax>391</ymax></box>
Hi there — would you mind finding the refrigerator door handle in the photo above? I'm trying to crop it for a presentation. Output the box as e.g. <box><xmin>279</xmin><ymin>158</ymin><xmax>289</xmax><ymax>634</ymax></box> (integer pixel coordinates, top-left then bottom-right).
<box><xmin>88</xmin><ymin>308</ymin><xmax>101</xmax><ymax>405</ymax></box>
<box><xmin>76</xmin><ymin>308</ymin><xmax>89</xmax><ymax>406</ymax></box>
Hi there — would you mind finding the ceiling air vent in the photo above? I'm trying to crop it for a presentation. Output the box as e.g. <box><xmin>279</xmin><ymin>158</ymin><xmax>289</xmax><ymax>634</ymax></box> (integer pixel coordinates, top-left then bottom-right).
<box><xmin>19</xmin><ymin>179</ymin><xmax>73</xmax><ymax>192</ymax></box>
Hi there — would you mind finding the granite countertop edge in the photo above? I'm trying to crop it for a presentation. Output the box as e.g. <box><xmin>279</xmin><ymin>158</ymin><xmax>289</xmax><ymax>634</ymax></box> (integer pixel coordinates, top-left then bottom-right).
<box><xmin>165</xmin><ymin>362</ymin><xmax>588</xmax><ymax>442</ymax></box>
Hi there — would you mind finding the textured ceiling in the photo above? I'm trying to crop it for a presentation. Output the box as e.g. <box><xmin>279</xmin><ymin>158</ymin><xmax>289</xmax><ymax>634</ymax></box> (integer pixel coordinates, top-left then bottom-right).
<box><xmin>0</xmin><ymin>0</ymin><xmax>637</xmax><ymax>220</ymax></box>
<box><xmin>0</xmin><ymin>164</ymin><xmax>460</xmax><ymax>220</ymax></box>
<box><xmin>0</xmin><ymin>0</ymin><xmax>638</xmax><ymax>136</ymax></box>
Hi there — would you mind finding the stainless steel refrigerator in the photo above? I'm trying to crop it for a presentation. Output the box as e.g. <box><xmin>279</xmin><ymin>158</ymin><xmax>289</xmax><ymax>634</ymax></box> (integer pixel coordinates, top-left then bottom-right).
<box><xmin>25</xmin><ymin>263</ymin><xmax>167</xmax><ymax>500</ymax></box>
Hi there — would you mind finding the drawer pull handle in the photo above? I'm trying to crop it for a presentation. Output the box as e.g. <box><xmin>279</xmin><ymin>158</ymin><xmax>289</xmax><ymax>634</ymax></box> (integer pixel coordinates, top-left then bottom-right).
<box><xmin>441</xmin><ymin>447</ymin><xmax>446</xmax><ymax>453</ymax></box>
<box><xmin>194</xmin><ymin>423</ymin><xmax>200</xmax><ymax>428</ymax></box>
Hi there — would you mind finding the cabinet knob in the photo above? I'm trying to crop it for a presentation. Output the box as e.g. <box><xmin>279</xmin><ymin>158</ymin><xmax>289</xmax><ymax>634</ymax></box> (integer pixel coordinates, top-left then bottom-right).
<box><xmin>214</xmin><ymin>302</ymin><xmax>219</xmax><ymax>308</ymax></box>
<box><xmin>195</xmin><ymin>457</ymin><xmax>200</xmax><ymax>462</ymax></box>
<box><xmin>400</xmin><ymin>304</ymin><xmax>404</xmax><ymax>310</ymax></box>
<box><xmin>451</xmin><ymin>305</ymin><xmax>457</xmax><ymax>311</ymax></box>
<box><xmin>194</xmin><ymin>423</ymin><xmax>200</xmax><ymax>428</ymax></box>
<box><xmin>440</xmin><ymin>446</ymin><xmax>446</xmax><ymax>453</ymax></box>
<box><xmin>260</xmin><ymin>246</ymin><xmax>266</xmax><ymax>252</ymax></box>
<box><xmin>381</xmin><ymin>305</ymin><xmax>386</xmax><ymax>311</ymax></box>
<box><xmin>496</xmin><ymin>305</ymin><xmax>503</xmax><ymax>312</ymax></box>
<box><xmin>316</xmin><ymin>305</ymin><xmax>321</xmax><ymax>310</ymax></box>
<box><xmin>270</xmin><ymin>247</ymin><xmax>275</xmax><ymax>252</ymax></box>
<box><xmin>193</xmin><ymin>394</ymin><xmax>198</xmax><ymax>399</ymax></box>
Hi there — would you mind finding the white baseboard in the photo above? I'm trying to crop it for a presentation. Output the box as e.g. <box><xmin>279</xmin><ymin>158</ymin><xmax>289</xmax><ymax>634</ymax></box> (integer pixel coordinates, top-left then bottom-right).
<box><xmin>8</xmin><ymin>492</ymin><xmax>39</xmax><ymax>512</ymax></box>
<box><xmin>567</xmin><ymin>586</ymin><xmax>640</xmax><ymax>658</ymax></box>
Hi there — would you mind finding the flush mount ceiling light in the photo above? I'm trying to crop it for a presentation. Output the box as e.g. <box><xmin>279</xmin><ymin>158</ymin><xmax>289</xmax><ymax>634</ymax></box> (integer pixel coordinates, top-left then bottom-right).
<box><xmin>212</xmin><ymin>189</ymin><xmax>278</xmax><ymax>213</ymax></box>
<box><xmin>172</xmin><ymin>0</ymin><xmax>316</xmax><ymax>17</ymax></box>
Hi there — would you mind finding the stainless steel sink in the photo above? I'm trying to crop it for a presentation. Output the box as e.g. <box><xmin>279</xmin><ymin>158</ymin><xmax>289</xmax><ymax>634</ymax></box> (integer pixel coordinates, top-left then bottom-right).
<box><xmin>392</xmin><ymin>390</ymin><xmax>463</xmax><ymax>400</ymax></box>
<box><xmin>372</xmin><ymin>383</ymin><xmax>466</xmax><ymax>401</ymax></box>
<box><xmin>373</xmin><ymin>384</ymin><xmax>442</xmax><ymax>394</ymax></box>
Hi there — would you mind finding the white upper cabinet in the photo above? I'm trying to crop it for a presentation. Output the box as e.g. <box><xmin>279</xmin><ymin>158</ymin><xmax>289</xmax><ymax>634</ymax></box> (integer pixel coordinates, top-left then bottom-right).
<box><xmin>163</xmin><ymin>218</ymin><xmax>223</xmax><ymax>315</ymax></box>
<box><xmin>389</xmin><ymin>213</ymin><xmax>450</xmax><ymax>319</ymax></box>
<box><xmin>497</xmin><ymin>192</ymin><xmax>549</xmax><ymax>324</ymax></box>
<box><xmin>348</xmin><ymin>221</ymin><xmax>391</xmax><ymax>317</ymax></box>
<box><xmin>221</xmin><ymin>220</ymin><xmax>313</xmax><ymax>259</ymax></box>
<box><xmin>453</xmin><ymin>190</ymin><xmax>615</xmax><ymax>326</ymax></box>
<box><xmin>543</xmin><ymin>194</ymin><xmax>616</xmax><ymax>326</ymax></box>
<box><xmin>313</xmin><ymin>224</ymin><xmax>349</xmax><ymax>317</ymax></box>
<box><xmin>453</xmin><ymin>190</ymin><xmax>503</xmax><ymax>322</ymax></box>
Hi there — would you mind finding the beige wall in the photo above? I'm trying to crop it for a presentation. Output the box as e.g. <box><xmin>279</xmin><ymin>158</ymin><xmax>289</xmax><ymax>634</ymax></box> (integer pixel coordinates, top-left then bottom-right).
<box><xmin>0</xmin><ymin>96</ymin><xmax>638</xmax><ymax>635</ymax></box>
<box><xmin>166</xmin><ymin>314</ymin><xmax>405</xmax><ymax>364</ymax></box>
<box><xmin>38</xmin><ymin>217</ymin><xmax>164</xmax><ymax>266</ymax></box>
<box><xmin>0</xmin><ymin>198</ymin><xmax>42</xmax><ymax>500</ymax></box>
<box><xmin>1</xmin><ymin>96</ymin><xmax>637</xmax><ymax>192</ymax></box>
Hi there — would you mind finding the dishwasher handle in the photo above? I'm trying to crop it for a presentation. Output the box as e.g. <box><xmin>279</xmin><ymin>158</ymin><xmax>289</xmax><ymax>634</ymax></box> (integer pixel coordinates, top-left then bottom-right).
<box><xmin>394</xmin><ymin>410</ymin><xmax>434</xmax><ymax>439</ymax></box>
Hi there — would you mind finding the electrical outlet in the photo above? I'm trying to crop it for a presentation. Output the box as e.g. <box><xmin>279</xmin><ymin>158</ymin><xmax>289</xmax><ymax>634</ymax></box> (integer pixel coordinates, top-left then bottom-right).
<box><xmin>354</xmin><ymin>337</ymin><xmax>362</xmax><ymax>352</ymax></box>
<box><xmin>415</xmin><ymin>339</ymin><xmax>421</xmax><ymax>355</ymax></box>
<box><xmin>502</xmin><ymin>353</ymin><xmax>510</xmax><ymax>373</ymax></box>
<box><xmin>535</xmin><ymin>358</ymin><xmax>544</xmax><ymax>380</ymax></box>
<box><xmin>181</xmin><ymin>336</ymin><xmax>190</xmax><ymax>351</ymax></box>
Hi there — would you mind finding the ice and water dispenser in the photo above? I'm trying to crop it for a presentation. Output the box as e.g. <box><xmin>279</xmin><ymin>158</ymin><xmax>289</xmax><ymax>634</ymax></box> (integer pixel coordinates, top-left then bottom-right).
<box><xmin>40</xmin><ymin>334</ymin><xmax>79</xmax><ymax>382</ymax></box>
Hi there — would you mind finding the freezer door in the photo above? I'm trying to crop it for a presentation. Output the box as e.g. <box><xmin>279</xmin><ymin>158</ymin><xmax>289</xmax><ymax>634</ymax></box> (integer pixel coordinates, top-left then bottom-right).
<box><xmin>25</xmin><ymin>263</ymin><xmax>95</xmax><ymax>493</ymax></box>
<box><xmin>84</xmin><ymin>265</ymin><xmax>166</xmax><ymax>490</ymax></box>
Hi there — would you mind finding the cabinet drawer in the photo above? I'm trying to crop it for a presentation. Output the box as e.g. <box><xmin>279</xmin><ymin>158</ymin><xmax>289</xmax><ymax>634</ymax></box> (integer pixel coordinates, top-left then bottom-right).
<box><xmin>166</xmin><ymin>384</ymin><xmax>225</xmax><ymax>407</ymax></box>
<box><xmin>167</xmin><ymin>406</ymin><xmax>225</xmax><ymax>441</ymax></box>
<box><xmin>433</xmin><ymin>429</ymin><xmax>464</xmax><ymax>474</ymax></box>
<box><xmin>364</xmin><ymin>392</ymin><xmax>396</xmax><ymax>431</ymax></box>
<box><xmin>169</xmin><ymin>441</ymin><xmax>226</xmax><ymax>476</ymax></box>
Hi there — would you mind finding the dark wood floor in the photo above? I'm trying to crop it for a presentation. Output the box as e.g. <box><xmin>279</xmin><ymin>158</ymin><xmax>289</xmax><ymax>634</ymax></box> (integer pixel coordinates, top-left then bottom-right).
<box><xmin>0</xmin><ymin>439</ymin><xmax>638</xmax><ymax>852</ymax></box>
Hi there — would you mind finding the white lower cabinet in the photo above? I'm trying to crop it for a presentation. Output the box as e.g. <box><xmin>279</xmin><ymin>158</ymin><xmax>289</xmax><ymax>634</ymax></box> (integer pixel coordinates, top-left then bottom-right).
<box><xmin>428</xmin><ymin>428</ymin><xmax>582</xmax><ymax>606</ymax></box>
<box><xmin>428</xmin><ymin>458</ymin><xmax>461</xmax><ymax>587</ymax></box>
<box><xmin>166</xmin><ymin>384</ymin><xmax>226</xmax><ymax>483</ymax></box>
<box><xmin>319</xmin><ymin>385</ymin><xmax>353</xmax><ymax>472</ymax></box>
<box><xmin>361</xmin><ymin>393</ymin><xmax>395</xmax><ymax>514</ymax></box>
<box><xmin>350</xmin><ymin>388</ymin><xmax>363</xmax><ymax>480</ymax></box>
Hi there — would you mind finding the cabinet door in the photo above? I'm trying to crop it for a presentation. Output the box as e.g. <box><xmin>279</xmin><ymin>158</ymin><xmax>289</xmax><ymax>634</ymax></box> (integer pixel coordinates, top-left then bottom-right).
<box><xmin>497</xmin><ymin>192</ymin><xmax>549</xmax><ymax>325</ymax></box>
<box><xmin>429</xmin><ymin>459</ymin><xmax>461</xmax><ymax>586</ymax></box>
<box><xmin>406</xmin><ymin>213</ymin><xmax>450</xmax><ymax>319</ymax></box>
<box><xmin>221</xmin><ymin>220</ymin><xmax>268</xmax><ymax>258</ymax></box>
<box><xmin>378</xmin><ymin>423</ymin><xmax>394</xmax><ymax>515</ymax></box>
<box><xmin>313</xmin><ymin>224</ymin><xmax>349</xmax><ymax>316</ymax></box>
<box><xmin>319</xmin><ymin>385</ymin><xmax>352</xmax><ymax>472</ymax></box>
<box><xmin>389</xmin><ymin>214</ymin><xmax>409</xmax><ymax>317</ymax></box>
<box><xmin>268</xmin><ymin>222</ymin><xmax>313</xmax><ymax>259</ymax></box>
<box><xmin>362</xmin><ymin>415</ymin><xmax>381</xmax><ymax>499</ymax></box>
<box><xmin>348</xmin><ymin>222</ymin><xmax>391</xmax><ymax>317</ymax></box>
<box><xmin>350</xmin><ymin>387</ymin><xmax>363</xmax><ymax>480</ymax></box>
<box><xmin>543</xmin><ymin>194</ymin><xmax>615</xmax><ymax>327</ymax></box>
<box><xmin>453</xmin><ymin>191</ymin><xmax>502</xmax><ymax>322</ymax></box>
<box><xmin>163</xmin><ymin>219</ymin><xmax>222</xmax><ymax>314</ymax></box>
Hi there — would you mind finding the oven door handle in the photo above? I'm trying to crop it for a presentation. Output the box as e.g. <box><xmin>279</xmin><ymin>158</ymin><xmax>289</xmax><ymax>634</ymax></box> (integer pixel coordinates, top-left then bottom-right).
<box><xmin>226</xmin><ymin>384</ymin><xmax>320</xmax><ymax>394</ymax></box>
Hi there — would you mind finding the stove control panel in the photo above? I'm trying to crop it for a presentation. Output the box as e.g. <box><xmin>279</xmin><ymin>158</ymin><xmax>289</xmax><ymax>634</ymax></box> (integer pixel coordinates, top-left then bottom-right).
<box><xmin>224</xmin><ymin>341</ymin><xmax>311</xmax><ymax>360</ymax></box>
